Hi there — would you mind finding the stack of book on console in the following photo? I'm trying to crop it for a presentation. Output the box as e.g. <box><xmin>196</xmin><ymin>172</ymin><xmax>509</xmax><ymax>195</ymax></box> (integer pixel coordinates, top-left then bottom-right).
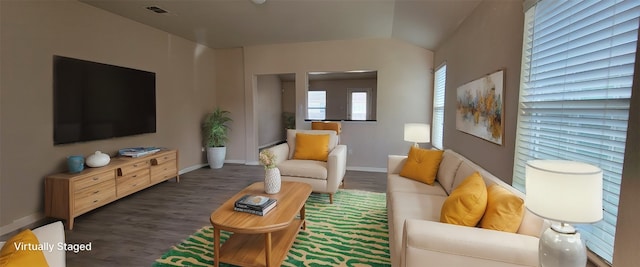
<box><xmin>118</xmin><ymin>147</ymin><xmax>161</xmax><ymax>158</ymax></box>
<box><xmin>234</xmin><ymin>195</ymin><xmax>277</xmax><ymax>216</ymax></box>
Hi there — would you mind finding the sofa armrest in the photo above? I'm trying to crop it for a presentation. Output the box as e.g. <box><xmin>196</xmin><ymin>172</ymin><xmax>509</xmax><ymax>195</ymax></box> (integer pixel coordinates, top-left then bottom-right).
<box><xmin>402</xmin><ymin>219</ymin><xmax>539</xmax><ymax>267</ymax></box>
<box><xmin>388</xmin><ymin>155</ymin><xmax>407</xmax><ymax>175</ymax></box>
<box><xmin>326</xmin><ymin>145</ymin><xmax>347</xmax><ymax>192</ymax></box>
<box><xmin>266</xmin><ymin>143</ymin><xmax>290</xmax><ymax>165</ymax></box>
<box><xmin>32</xmin><ymin>221</ymin><xmax>66</xmax><ymax>267</ymax></box>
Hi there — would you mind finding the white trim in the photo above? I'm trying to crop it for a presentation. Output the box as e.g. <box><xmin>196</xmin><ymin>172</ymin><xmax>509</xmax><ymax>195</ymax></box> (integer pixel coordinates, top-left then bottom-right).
<box><xmin>244</xmin><ymin>161</ymin><xmax>260</xmax><ymax>166</ymax></box>
<box><xmin>346</xmin><ymin>166</ymin><xmax>387</xmax><ymax>173</ymax></box>
<box><xmin>0</xmin><ymin>212</ymin><xmax>45</xmax><ymax>236</ymax></box>
<box><xmin>179</xmin><ymin>164</ymin><xmax>207</xmax><ymax>175</ymax></box>
<box><xmin>224</xmin><ymin>160</ymin><xmax>247</xmax><ymax>165</ymax></box>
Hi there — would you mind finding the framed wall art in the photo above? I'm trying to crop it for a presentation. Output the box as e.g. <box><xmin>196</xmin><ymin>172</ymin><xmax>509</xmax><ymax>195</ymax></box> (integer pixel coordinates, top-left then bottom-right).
<box><xmin>456</xmin><ymin>69</ymin><xmax>504</xmax><ymax>145</ymax></box>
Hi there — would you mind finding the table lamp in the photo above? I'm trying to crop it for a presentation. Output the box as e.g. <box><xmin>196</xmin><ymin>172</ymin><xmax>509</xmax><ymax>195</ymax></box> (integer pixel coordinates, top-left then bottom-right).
<box><xmin>525</xmin><ymin>160</ymin><xmax>603</xmax><ymax>267</ymax></box>
<box><xmin>404</xmin><ymin>123</ymin><xmax>430</xmax><ymax>147</ymax></box>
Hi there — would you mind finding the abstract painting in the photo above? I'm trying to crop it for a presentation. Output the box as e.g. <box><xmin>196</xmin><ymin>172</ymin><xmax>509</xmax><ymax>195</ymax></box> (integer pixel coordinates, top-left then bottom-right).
<box><xmin>456</xmin><ymin>70</ymin><xmax>504</xmax><ymax>145</ymax></box>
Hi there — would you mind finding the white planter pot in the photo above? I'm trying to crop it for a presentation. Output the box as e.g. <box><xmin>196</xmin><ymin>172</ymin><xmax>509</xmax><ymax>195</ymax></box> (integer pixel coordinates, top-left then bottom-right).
<box><xmin>207</xmin><ymin>147</ymin><xmax>226</xmax><ymax>169</ymax></box>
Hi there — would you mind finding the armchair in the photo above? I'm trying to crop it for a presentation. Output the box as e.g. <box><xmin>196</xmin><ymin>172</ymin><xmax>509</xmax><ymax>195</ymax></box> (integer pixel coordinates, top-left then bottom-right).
<box><xmin>266</xmin><ymin>129</ymin><xmax>347</xmax><ymax>203</ymax></box>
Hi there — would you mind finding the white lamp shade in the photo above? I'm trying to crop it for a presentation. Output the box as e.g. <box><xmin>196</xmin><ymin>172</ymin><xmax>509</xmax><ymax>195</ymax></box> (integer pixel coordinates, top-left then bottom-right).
<box><xmin>525</xmin><ymin>160</ymin><xmax>603</xmax><ymax>224</ymax></box>
<box><xmin>404</xmin><ymin>123</ymin><xmax>430</xmax><ymax>143</ymax></box>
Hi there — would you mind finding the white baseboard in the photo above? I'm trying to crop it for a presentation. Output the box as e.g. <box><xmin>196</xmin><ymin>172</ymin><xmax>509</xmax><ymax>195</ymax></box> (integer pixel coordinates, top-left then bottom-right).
<box><xmin>244</xmin><ymin>161</ymin><xmax>260</xmax><ymax>166</ymax></box>
<box><xmin>346</xmin><ymin>166</ymin><xmax>387</xmax><ymax>173</ymax></box>
<box><xmin>179</xmin><ymin>164</ymin><xmax>207</xmax><ymax>175</ymax></box>
<box><xmin>224</xmin><ymin>160</ymin><xmax>247</xmax><ymax>165</ymax></box>
<box><xmin>0</xmin><ymin>212</ymin><xmax>45</xmax><ymax>236</ymax></box>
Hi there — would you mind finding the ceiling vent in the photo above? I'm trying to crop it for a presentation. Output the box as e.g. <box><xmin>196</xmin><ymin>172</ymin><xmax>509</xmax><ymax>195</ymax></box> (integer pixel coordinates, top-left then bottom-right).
<box><xmin>145</xmin><ymin>6</ymin><xmax>169</xmax><ymax>14</ymax></box>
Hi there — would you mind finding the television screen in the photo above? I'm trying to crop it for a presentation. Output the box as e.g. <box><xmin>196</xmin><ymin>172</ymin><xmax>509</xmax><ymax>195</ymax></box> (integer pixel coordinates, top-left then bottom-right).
<box><xmin>53</xmin><ymin>56</ymin><xmax>156</xmax><ymax>145</ymax></box>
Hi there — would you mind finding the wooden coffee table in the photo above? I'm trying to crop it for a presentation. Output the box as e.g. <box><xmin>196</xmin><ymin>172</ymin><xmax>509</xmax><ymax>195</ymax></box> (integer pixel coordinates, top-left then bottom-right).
<box><xmin>209</xmin><ymin>181</ymin><xmax>312</xmax><ymax>267</ymax></box>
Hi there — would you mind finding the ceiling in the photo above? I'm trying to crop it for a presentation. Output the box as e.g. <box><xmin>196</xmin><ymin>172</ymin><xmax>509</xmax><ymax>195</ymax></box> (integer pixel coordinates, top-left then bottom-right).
<box><xmin>81</xmin><ymin>0</ymin><xmax>482</xmax><ymax>50</ymax></box>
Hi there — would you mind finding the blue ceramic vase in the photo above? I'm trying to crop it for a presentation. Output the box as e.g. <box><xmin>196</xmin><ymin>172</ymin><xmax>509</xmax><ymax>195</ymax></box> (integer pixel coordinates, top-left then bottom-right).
<box><xmin>67</xmin><ymin>155</ymin><xmax>85</xmax><ymax>173</ymax></box>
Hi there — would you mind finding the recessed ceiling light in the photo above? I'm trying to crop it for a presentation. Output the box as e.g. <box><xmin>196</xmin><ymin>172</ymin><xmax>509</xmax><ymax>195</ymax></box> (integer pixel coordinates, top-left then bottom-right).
<box><xmin>251</xmin><ymin>0</ymin><xmax>266</xmax><ymax>4</ymax></box>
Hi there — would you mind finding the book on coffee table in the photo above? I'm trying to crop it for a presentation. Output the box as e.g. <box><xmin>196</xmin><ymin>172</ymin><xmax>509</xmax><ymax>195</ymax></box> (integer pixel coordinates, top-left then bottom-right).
<box><xmin>234</xmin><ymin>195</ymin><xmax>277</xmax><ymax>216</ymax></box>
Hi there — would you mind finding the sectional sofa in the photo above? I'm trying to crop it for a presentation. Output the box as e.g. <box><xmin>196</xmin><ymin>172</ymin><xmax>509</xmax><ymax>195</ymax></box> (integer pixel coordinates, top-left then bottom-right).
<box><xmin>387</xmin><ymin>149</ymin><xmax>545</xmax><ymax>267</ymax></box>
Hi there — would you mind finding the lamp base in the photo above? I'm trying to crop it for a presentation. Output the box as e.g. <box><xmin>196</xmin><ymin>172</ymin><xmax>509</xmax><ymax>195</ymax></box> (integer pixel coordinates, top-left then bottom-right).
<box><xmin>539</xmin><ymin>223</ymin><xmax>586</xmax><ymax>267</ymax></box>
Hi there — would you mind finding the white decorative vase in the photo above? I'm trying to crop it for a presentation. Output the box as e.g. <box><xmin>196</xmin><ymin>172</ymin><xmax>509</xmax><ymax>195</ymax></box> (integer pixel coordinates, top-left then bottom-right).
<box><xmin>85</xmin><ymin>151</ymin><xmax>110</xmax><ymax>167</ymax></box>
<box><xmin>264</xmin><ymin>167</ymin><xmax>281</xmax><ymax>194</ymax></box>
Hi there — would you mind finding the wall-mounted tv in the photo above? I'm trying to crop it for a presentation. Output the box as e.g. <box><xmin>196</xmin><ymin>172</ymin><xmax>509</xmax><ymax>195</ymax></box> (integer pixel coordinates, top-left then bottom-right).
<box><xmin>53</xmin><ymin>56</ymin><xmax>156</xmax><ymax>145</ymax></box>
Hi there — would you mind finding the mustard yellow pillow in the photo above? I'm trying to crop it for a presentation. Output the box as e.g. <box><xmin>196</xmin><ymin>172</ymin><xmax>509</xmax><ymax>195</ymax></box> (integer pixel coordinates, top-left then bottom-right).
<box><xmin>440</xmin><ymin>172</ymin><xmax>488</xmax><ymax>226</ymax></box>
<box><xmin>0</xmin><ymin>229</ymin><xmax>49</xmax><ymax>267</ymax></box>
<box><xmin>293</xmin><ymin>133</ymin><xmax>330</xmax><ymax>161</ymax></box>
<box><xmin>399</xmin><ymin>147</ymin><xmax>443</xmax><ymax>185</ymax></box>
<box><xmin>479</xmin><ymin>184</ymin><xmax>525</xmax><ymax>233</ymax></box>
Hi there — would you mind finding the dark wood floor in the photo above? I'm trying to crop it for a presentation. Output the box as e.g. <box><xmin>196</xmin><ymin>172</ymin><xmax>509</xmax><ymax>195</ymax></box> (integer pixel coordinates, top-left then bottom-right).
<box><xmin>9</xmin><ymin>164</ymin><xmax>387</xmax><ymax>267</ymax></box>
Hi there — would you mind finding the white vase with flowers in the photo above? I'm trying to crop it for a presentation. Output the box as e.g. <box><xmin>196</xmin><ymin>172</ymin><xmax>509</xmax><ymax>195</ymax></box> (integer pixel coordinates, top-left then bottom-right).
<box><xmin>259</xmin><ymin>150</ymin><xmax>281</xmax><ymax>194</ymax></box>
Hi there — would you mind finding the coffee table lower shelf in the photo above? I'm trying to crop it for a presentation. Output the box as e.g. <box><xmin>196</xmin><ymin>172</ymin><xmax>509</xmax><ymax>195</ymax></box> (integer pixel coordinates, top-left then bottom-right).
<box><xmin>217</xmin><ymin>218</ymin><xmax>304</xmax><ymax>267</ymax></box>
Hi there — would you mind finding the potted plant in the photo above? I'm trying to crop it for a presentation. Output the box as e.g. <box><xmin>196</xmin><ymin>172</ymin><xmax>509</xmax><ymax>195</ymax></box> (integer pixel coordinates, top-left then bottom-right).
<box><xmin>202</xmin><ymin>107</ymin><xmax>232</xmax><ymax>169</ymax></box>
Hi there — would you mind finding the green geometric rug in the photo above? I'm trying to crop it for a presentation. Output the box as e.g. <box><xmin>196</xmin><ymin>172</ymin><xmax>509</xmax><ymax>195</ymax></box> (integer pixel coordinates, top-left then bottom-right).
<box><xmin>153</xmin><ymin>189</ymin><xmax>390</xmax><ymax>267</ymax></box>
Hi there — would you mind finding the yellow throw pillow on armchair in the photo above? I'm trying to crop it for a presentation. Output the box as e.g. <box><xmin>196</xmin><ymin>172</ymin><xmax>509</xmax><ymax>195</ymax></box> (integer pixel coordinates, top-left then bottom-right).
<box><xmin>0</xmin><ymin>229</ymin><xmax>49</xmax><ymax>267</ymax></box>
<box><xmin>440</xmin><ymin>171</ymin><xmax>488</xmax><ymax>226</ymax></box>
<box><xmin>479</xmin><ymin>184</ymin><xmax>525</xmax><ymax>233</ymax></box>
<box><xmin>293</xmin><ymin>133</ymin><xmax>330</xmax><ymax>161</ymax></box>
<box><xmin>399</xmin><ymin>146</ymin><xmax>443</xmax><ymax>185</ymax></box>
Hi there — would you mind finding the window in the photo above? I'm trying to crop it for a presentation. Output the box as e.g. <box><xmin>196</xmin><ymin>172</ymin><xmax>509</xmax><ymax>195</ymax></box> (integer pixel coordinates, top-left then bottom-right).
<box><xmin>513</xmin><ymin>0</ymin><xmax>639</xmax><ymax>263</ymax></box>
<box><xmin>432</xmin><ymin>64</ymin><xmax>446</xmax><ymax>149</ymax></box>
<box><xmin>307</xmin><ymin>90</ymin><xmax>326</xmax><ymax>120</ymax></box>
<box><xmin>347</xmin><ymin>88</ymin><xmax>373</xmax><ymax>120</ymax></box>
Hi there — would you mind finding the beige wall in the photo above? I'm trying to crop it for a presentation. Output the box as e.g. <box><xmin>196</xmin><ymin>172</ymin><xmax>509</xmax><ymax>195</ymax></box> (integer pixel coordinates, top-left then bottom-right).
<box><xmin>257</xmin><ymin>75</ymin><xmax>284</xmax><ymax>147</ymax></box>
<box><xmin>212</xmin><ymin>48</ymin><xmax>245</xmax><ymax>163</ymax></box>
<box><xmin>240</xmin><ymin>38</ymin><xmax>433</xmax><ymax>168</ymax></box>
<box><xmin>434</xmin><ymin>0</ymin><xmax>524</xmax><ymax>182</ymax></box>
<box><xmin>0</xmin><ymin>1</ymin><xmax>216</xmax><ymax>231</ymax></box>
<box><xmin>282</xmin><ymin>81</ymin><xmax>296</xmax><ymax>114</ymax></box>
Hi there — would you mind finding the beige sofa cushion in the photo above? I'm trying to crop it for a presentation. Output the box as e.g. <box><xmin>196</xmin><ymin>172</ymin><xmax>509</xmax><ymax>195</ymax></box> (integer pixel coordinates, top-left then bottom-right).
<box><xmin>287</xmin><ymin>129</ymin><xmax>337</xmax><ymax>160</ymax></box>
<box><xmin>388</xmin><ymin>174</ymin><xmax>448</xmax><ymax>196</ymax></box>
<box><xmin>278</xmin><ymin>159</ymin><xmax>327</xmax><ymax>180</ymax></box>
<box><xmin>437</xmin><ymin>150</ymin><xmax>463</xmax><ymax>194</ymax></box>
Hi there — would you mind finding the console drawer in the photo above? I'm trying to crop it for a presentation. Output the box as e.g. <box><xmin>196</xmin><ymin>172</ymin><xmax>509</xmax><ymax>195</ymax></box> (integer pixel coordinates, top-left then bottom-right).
<box><xmin>118</xmin><ymin>160</ymin><xmax>150</xmax><ymax>176</ymax></box>
<box><xmin>150</xmin><ymin>162</ymin><xmax>177</xmax><ymax>183</ymax></box>
<box><xmin>74</xmin><ymin>180</ymin><xmax>116</xmax><ymax>215</ymax></box>
<box><xmin>151</xmin><ymin>151</ymin><xmax>177</xmax><ymax>166</ymax></box>
<box><xmin>74</xmin><ymin>170</ymin><xmax>115</xmax><ymax>191</ymax></box>
<box><xmin>117</xmin><ymin>169</ymin><xmax>150</xmax><ymax>197</ymax></box>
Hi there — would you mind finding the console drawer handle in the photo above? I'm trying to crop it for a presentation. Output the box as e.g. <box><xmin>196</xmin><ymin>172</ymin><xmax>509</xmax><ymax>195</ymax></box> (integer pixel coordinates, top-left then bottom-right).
<box><xmin>93</xmin><ymin>199</ymin><xmax>99</xmax><ymax>203</ymax></box>
<box><xmin>132</xmin><ymin>175</ymin><xmax>137</xmax><ymax>178</ymax></box>
<box><xmin>93</xmin><ymin>190</ymin><xmax>100</xmax><ymax>194</ymax></box>
<box><xmin>92</xmin><ymin>177</ymin><xmax>99</xmax><ymax>181</ymax></box>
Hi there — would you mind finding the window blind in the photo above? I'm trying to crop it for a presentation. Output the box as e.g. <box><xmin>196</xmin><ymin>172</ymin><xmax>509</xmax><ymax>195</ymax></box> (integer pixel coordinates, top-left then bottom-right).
<box><xmin>432</xmin><ymin>64</ymin><xmax>446</xmax><ymax>149</ymax></box>
<box><xmin>513</xmin><ymin>0</ymin><xmax>639</xmax><ymax>263</ymax></box>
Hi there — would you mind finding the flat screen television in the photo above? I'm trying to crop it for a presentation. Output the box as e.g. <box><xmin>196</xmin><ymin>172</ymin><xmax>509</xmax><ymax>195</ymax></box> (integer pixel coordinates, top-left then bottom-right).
<box><xmin>53</xmin><ymin>56</ymin><xmax>156</xmax><ymax>145</ymax></box>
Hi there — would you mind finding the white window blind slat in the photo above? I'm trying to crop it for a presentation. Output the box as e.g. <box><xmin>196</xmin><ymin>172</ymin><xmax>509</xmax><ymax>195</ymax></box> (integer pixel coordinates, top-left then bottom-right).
<box><xmin>513</xmin><ymin>0</ymin><xmax>639</xmax><ymax>263</ymax></box>
<box><xmin>432</xmin><ymin>64</ymin><xmax>446</xmax><ymax>149</ymax></box>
